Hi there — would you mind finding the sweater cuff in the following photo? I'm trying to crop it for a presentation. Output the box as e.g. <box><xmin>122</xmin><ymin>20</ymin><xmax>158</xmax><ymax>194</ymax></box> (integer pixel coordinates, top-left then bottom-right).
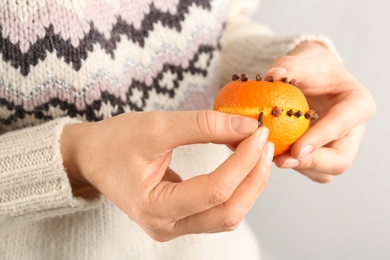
<box><xmin>288</xmin><ymin>33</ymin><xmax>342</xmax><ymax>61</ymax></box>
<box><xmin>219</xmin><ymin>19</ymin><xmax>340</xmax><ymax>85</ymax></box>
<box><xmin>0</xmin><ymin>117</ymin><xmax>100</xmax><ymax>224</ymax></box>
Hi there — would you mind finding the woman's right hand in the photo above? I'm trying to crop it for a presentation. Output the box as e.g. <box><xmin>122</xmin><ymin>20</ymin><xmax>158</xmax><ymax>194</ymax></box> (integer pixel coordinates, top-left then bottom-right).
<box><xmin>60</xmin><ymin>111</ymin><xmax>274</xmax><ymax>241</ymax></box>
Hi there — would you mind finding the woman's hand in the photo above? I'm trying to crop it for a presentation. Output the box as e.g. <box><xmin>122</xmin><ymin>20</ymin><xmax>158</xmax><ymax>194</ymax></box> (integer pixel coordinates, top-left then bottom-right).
<box><xmin>265</xmin><ymin>41</ymin><xmax>376</xmax><ymax>183</ymax></box>
<box><xmin>60</xmin><ymin>110</ymin><xmax>274</xmax><ymax>241</ymax></box>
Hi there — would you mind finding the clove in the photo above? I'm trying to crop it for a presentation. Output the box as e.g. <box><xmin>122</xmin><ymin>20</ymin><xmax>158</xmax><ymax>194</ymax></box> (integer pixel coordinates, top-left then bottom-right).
<box><xmin>305</xmin><ymin>110</ymin><xmax>319</xmax><ymax>121</ymax></box>
<box><xmin>241</xmin><ymin>73</ymin><xmax>249</xmax><ymax>82</ymax></box>
<box><xmin>287</xmin><ymin>109</ymin><xmax>294</xmax><ymax>117</ymax></box>
<box><xmin>289</xmin><ymin>79</ymin><xmax>297</xmax><ymax>86</ymax></box>
<box><xmin>258</xmin><ymin>112</ymin><xmax>264</xmax><ymax>127</ymax></box>
<box><xmin>232</xmin><ymin>74</ymin><xmax>240</xmax><ymax>81</ymax></box>
<box><xmin>294</xmin><ymin>110</ymin><xmax>303</xmax><ymax>118</ymax></box>
<box><xmin>272</xmin><ymin>107</ymin><xmax>283</xmax><ymax>117</ymax></box>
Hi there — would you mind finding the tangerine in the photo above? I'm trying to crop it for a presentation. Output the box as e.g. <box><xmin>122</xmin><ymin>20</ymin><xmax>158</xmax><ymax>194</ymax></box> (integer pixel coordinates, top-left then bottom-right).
<box><xmin>213</xmin><ymin>74</ymin><xmax>318</xmax><ymax>156</ymax></box>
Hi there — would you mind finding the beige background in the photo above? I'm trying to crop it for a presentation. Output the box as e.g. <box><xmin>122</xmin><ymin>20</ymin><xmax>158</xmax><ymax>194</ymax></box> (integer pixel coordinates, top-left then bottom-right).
<box><xmin>247</xmin><ymin>1</ymin><xmax>390</xmax><ymax>259</ymax></box>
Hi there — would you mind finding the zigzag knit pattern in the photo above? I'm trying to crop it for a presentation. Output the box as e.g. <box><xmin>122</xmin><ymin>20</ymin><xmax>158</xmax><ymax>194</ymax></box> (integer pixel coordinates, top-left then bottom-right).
<box><xmin>0</xmin><ymin>0</ymin><xmax>227</xmax><ymax>132</ymax></box>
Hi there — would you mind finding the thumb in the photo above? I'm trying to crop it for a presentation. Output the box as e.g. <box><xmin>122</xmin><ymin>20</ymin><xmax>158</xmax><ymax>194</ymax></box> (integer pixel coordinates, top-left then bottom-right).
<box><xmin>264</xmin><ymin>42</ymin><xmax>336</xmax><ymax>87</ymax></box>
<box><xmin>264</xmin><ymin>56</ymin><xmax>307</xmax><ymax>84</ymax></box>
<box><xmin>162</xmin><ymin>110</ymin><xmax>259</xmax><ymax>149</ymax></box>
<box><xmin>264</xmin><ymin>65</ymin><xmax>289</xmax><ymax>81</ymax></box>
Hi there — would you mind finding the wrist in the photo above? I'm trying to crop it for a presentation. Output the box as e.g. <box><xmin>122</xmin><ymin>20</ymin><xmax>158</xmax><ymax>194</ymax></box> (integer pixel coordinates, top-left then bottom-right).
<box><xmin>60</xmin><ymin>122</ymin><xmax>100</xmax><ymax>199</ymax></box>
<box><xmin>289</xmin><ymin>34</ymin><xmax>342</xmax><ymax>62</ymax></box>
<box><xmin>288</xmin><ymin>41</ymin><xmax>329</xmax><ymax>56</ymax></box>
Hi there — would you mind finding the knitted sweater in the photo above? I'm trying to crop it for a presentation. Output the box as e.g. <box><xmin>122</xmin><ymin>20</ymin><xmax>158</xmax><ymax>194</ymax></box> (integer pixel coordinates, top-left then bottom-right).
<box><xmin>0</xmin><ymin>0</ymin><xmax>334</xmax><ymax>259</ymax></box>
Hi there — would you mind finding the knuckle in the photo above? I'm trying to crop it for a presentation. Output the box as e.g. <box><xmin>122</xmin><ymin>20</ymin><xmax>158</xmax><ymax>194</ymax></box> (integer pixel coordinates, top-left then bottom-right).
<box><xmin>209</xmin><ymin>183</ymin><xmax>232</xmax><ymax>206</ymax></box>
<box><xmin>234</xmin><ymin>151</ymin><xmax>257</xmax><ymax>171</ymax></box>
<box><xmin>369</xmin><ymin>100</ymin><xmax>377</xmax><ymax>119</ymax></box>
<box><xmin>196</xmin><ymin>110</ymin><xmax>217</xmax><ymax>142</ymax></box>
<box><xmin>306</xmin><ymin>160</ymin><xmax>349</xmax><ymax>183</ymax></box>
<box><xmin>138</xmin><ymin>215</ymin><xmax>171</xmax><ymax>233</ymax></box>
<box><xmin>310</xmin><ymin>158</ymin><xmax>350</xmax><ymax>177</ymax></box>
<box><xmin>220</xmin><ymin>210</ymin><xmax>244</xmax><ymax>231</ymax></box>
<box><xmin>138</xmin><ymin>216</ymin><xmax>159</xmax><ymax>231</ymax></box>
<box><xmin>254</xmin><ymin>174</ymin><xmax>268</xmax><ymax>193</ymax></box>
<box><xmin>311</xmin><ymin>174</ymin><xmax>334</xmax><ymax>184</ymax></box>
<box><xmin>139</xmin><ymin>216</ymin><xmax>177</xmax><ymax>242</ymax></box>
<box><xmin>207</xmin><ymin>175</ymin><xmax>233</xmax><ymax>206</ymax></box>
<box><xmin>329</xmin><ymin>162</ymin><xmax>350</xmax><ymax>176</ymax></box>
<box><xmin>224</xmin><ymin>151</ymin><xmax>258</xmax><ymax>180</ymax></box>
<box><xmin>148</xmin><ymin>230</ymin><xmax>175</xmax><ymax>242</ymax></box>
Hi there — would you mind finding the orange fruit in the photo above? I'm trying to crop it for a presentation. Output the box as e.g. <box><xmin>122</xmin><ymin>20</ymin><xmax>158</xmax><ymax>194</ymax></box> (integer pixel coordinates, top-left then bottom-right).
<box><xmin>213</xmin><ymin>74</ymin><xmax>318</xmax><ymax>156</ymax></box>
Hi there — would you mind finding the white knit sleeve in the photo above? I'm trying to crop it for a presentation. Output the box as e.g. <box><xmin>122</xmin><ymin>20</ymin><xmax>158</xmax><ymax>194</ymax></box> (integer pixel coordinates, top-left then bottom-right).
<box><xmin>0</xmin><ymin>117</ymin><xmax>101</xmax><ymax>228</ymax></box>
<box><xmin>219</xmin><ymin>0</ymin><xmax>339</xmax><ymax>85</ymax></box>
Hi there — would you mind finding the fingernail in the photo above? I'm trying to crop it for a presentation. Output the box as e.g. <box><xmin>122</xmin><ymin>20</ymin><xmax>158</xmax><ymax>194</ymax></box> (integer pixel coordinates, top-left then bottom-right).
<box><xmin>266</xmin><ymin>67</ymin><xmax>287</xmax><ymax>78</ymax></box>
<box><xmin>280</xmin><ymin>158</ymin><xmax>300</xmax><ymax>168</ymax></box>
<box><xmin>231</xmin><ymin>117</ymin><xmax>257</xmax><ymax>135</ymax></box>
<box><xmin>264</xmin><ymin>142</ymin><xmax>275</xmax><ymax>166</ymax></box>
<box><xmin>299</xmin><ymin>145</ymin><xmax>313</xmax><ymax>158</ymax></box>
<box><xmin>257</xmin><ymin>127</ymin><xmax>269</xmax><ymax>148</ymax></box>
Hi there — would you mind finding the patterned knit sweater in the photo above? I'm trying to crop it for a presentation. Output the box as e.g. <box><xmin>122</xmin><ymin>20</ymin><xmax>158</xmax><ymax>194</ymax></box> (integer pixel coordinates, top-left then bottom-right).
<box><xmin>0</xmin><ymin>0</ymin><xmax>333</xmax><ymax>259</ymax></box>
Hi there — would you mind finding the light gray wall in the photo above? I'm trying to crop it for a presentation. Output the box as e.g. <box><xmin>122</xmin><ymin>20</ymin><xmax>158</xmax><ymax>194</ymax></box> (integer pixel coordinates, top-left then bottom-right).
<box><xmin>247</xmin><ymin>1</ymin><xmax>390</xmax><ymax>260</ymax></box>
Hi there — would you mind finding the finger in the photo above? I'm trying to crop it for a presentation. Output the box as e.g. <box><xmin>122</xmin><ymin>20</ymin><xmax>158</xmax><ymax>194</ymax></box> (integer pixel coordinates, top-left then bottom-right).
<box><xmin>297</xmin><ymin>125</ymin><xmax>364</xmax><ymax>172</ymax></box>
<box><xmin>290</xmin><ymin>98</ymin><xmax>368</xmax><ymax>159</ymax></box>
<box><xmin>264</xmin><ymin>65</ymin><xmax>289</xmax><ymax>81</ymax></box>
<box><xmin>263</xmin><ymin>42</ymin><xmax>339</xmax><ymax>88</ymax></box>
<box><xmin>155</xmin><ymin>110</ymin><xmax>259</xmax><ymax>148</ymax></box>
<box><xmin>275</xmin><ymin>150</ymin><xmax>337</xmax><ymax>183</ymax></box>
<box><xmin>148</xmin><ymin>127</ymin><xmax>269</xmax><ymax>221</ymax></box>
<box><xmin>170</xmin><ymin>142</ymin><xmax>274</xmax><ymax>237</ymax></box>
<box><xmin>297</xmin><ymin>170</ymin><xmax>335</xmax><ymax>184</ymax></box>
<box><xmin>276</xmin><ymin>126</ymin><xmax>365</xmax><ymax>181</ymax></box>
<box><xmin>264</xmin><ymin>55</ymin><xmax>311</xmax><ymax>84</ymax></box>
<box><xmin>274</xmin><ymin>152</ymin><xmax>336</xmax><ymax>183</ymax></box>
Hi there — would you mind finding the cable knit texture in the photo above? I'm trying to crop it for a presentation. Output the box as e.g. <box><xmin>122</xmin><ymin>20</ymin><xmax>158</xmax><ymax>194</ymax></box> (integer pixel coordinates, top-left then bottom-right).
<box><xmin>0</xmin><ymin>118</ymin><xmax>97</xmax><ymax>226</ymax></box>
<box><xmin>0</xmin><ymin>0</ymin><xmax>336</xmax><ymax>259</ymax></box>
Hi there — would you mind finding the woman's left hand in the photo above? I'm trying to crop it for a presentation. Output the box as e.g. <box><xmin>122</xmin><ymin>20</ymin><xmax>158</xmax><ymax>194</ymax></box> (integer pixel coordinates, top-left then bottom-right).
<box><xmin>264</xmin><ymin>41</ymin><xmax>376</xmax><ymax>183</ymax></box>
